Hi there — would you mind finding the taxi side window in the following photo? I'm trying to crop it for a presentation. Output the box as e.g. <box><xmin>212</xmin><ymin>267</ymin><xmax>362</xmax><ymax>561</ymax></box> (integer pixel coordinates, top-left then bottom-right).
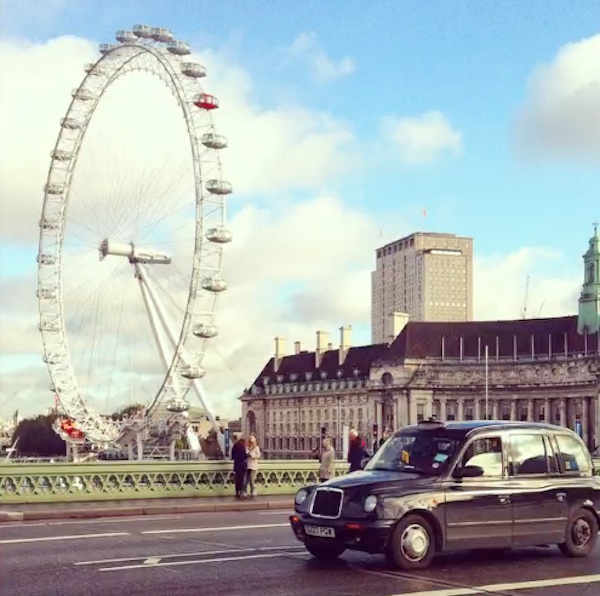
<box><xmin>460</xmin><ymin>437</ymin><xmax>503</xmax><ymax>477</ymax></box>
<box><xmin>508</xmin><ymin>434</ymin><xmax>551</xmax><ymax>476</ymax></box>
<box><xmin>555</xmin><ymin>434</ymin><xmax>591</xmax><ymax>474</ymax></box>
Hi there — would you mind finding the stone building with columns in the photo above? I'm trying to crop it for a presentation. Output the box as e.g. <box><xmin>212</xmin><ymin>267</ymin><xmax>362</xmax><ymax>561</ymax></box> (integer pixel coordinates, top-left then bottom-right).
<box><xmin>240</xmin><ymin>227</ymin><xmax>600</xmax><ymax>458</ymax></box>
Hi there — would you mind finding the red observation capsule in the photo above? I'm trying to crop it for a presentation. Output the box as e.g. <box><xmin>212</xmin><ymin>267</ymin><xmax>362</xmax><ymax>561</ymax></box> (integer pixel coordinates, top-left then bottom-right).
<box><xmin>194</xmin><ymin>93</ymin><xmax>219</xmax><ymax>110</ymax></box>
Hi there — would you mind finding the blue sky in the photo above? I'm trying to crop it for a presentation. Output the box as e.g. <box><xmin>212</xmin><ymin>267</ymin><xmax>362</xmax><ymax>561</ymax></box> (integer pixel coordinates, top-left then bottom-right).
<box><xmin>0</xmin><ymin>1</ymin><xmax>599</xmax><ymax>418</ymax></box>
<box><xmin>2</xmin><ymin>0</ymin><xmax>599</xmax><ymax>266</ymax></box>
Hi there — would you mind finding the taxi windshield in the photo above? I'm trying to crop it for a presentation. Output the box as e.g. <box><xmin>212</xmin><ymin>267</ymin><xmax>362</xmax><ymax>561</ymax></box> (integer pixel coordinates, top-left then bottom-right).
<box><xmin>365</xmin><ymin>431</ymin><xmax>461</xmax><ymax>476</ymax></box>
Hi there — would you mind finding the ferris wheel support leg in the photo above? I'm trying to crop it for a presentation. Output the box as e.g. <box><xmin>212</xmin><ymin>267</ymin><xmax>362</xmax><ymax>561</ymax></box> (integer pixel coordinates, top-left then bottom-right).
<box><xmin>136</xmin><ymin>269</ymin><xmax>183</xmax><ymax>393</ymax></box>
<box><xmin>136</xmin><ymin>271</ymin><xmax>184</xmax><ymax>458</ymax></box>
<box><xmin>139</xmin><ymin>265</ymin><xmax>224</xmax><ymax>450</ymax></box>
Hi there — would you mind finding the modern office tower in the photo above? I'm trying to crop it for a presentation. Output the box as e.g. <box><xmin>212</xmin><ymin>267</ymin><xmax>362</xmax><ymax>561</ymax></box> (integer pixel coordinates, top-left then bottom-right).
<box><xmin>371</xmin><ymin>232</ymin><xmax>473</xmax><ymax>343</ymax></box>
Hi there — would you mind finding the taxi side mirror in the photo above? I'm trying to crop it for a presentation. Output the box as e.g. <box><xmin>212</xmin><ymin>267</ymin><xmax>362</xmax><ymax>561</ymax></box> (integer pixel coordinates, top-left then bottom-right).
<box><xmin>453</xmin><ymin>465</ymin><xmax>484</xmax><ymax>479</ymax></box>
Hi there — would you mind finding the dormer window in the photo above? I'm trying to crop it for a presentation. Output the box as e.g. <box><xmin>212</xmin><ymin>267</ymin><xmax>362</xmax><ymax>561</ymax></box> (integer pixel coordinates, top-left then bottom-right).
<box><xmin>262</xmin><ymin>376</ymin><xmax>270</xmax><ymax>386</ymax></box>
<box><xmin>353</xmin><ymin>368</ymin><xmax>360</xmax><ymax>377</ymax></box>
<box><xmin>277</xmin><ymin>375</ymin><xmax>284</xmax><ymax>382</ymax></box>
<box><xmin>337</xmin><ymin>370</ymin><xmax>343</xmax><ymax>378</ymax></box>
<box><xmin>320</xmin><ymin>371</ymin><xmax>327</xmax><ymax>380</ymax></box>
<box><xmin>305</xmin><ymin>372</ymin><xmax>313</xmax><ymax>381</ymax></box>
<box><xmin>290</xmin><ymin>373</ymin><xmax>297</xmax><ymax>381</ymax></box>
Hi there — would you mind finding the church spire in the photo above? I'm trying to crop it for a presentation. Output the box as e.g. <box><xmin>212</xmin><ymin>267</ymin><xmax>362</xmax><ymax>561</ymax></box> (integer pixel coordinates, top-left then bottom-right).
<box><xmin>577</xmin><ymin>223</ymin><xmax>600</xmax><ymax>334</ymax></box>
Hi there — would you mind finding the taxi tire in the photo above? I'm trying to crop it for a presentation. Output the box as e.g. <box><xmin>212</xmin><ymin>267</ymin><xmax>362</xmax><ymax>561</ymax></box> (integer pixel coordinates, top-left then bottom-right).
<box><xmin>304</xmin><ymin>538</ymin><xmax>346</xmax><ymax>561</ymax></box>
<box><xmin>386</xmin><ymin>514</ymin><xmax>436</xmax><ymax>570</ymax></box>
<box><xmin>558</xmin><ymin>508</ymin><xmax>599</xmax><ymax>558</ymax></box>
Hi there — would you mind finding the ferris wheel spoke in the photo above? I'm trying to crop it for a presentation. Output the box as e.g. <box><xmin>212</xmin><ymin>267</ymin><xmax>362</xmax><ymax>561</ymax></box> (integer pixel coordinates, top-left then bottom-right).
<box><xmin>130</xmin><ymin>164</ymin><xmax>194</xmax><ymax>242</ymax></box>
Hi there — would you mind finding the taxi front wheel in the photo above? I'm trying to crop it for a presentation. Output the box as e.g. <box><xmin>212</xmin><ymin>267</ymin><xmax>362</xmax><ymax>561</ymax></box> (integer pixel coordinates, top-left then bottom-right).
<box><xmin>558</xmin><ymin>508</ymin><xmax>599</xmax><ymax>558</ymax></box>
<box><xmin>387</xmin><ymin>514</ymin><xmax>436</xmax><ymax>570</ymax></box>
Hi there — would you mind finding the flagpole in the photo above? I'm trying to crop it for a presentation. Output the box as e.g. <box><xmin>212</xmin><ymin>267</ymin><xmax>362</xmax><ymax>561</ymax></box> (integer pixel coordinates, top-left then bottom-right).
<box><xmin>485</xmin><ymin>345</ymin><xmax>489</xmax><ymax>420</ymax></box>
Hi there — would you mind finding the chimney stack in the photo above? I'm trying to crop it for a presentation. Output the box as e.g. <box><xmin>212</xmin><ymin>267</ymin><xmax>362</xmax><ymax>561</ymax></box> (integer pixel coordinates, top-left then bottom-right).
<box><xmin>274</xmin><ymin>337</ymin><xmax>286</xmax><ymax>372</ymax></box>
<box><xmin>384</xmin><ymin>312</ymin><xmax>409</xmax><ymax>344</ymax></box>
<box><xmin>315</xmin><ymin>330</ymin><xmax>329</xmax><ymax>368</ymax></box>
<box><xmin>327</xmin><ymin>342</ymin><xmax>333</xmax><ymax>350</ymax></box>
<box><xmin>294</xmin><ymin>341</ymin><xmax>301</xmax><ymax>355</ymax></box>
<box><xmin>339</xmin><ymin>325</ymin><xmax>352</xmax><ymax>365</ymax></box>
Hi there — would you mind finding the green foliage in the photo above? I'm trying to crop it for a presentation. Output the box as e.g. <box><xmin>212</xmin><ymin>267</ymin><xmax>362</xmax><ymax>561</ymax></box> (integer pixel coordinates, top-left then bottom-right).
<box><xmin>175</xmin><ymin>436</ymin><xmax>188</xmax><ymax>450</ymax></box>
<box><xmin>11</xmin><ymin>414</ymin><xmax>66</xmax><ymax>457</ymax></box>
<box><xmin>110</xmin><ymin>403</ymin><xmax>146</xmax><ymax>420</ymax></box>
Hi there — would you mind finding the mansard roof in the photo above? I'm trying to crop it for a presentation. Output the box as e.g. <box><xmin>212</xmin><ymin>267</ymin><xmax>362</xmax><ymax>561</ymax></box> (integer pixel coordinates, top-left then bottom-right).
<box><xmin>247</xmin><ymin>315</ymin><xmax>598</xmax><ymax>393</ymax></box>
<box><xmin>251</xmin><ymin>343</ymin><xmax>388</xmax><ymax>388</ymax></box>
<box><xmin>380</xmin><ymin>315</ymin><xmax>598</xmax><ymax>363</ymax></box>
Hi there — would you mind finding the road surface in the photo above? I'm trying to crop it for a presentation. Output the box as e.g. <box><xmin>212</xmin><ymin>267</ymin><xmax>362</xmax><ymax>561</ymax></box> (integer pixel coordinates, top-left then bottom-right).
<box><xmin>2</xmin><ymin>509</ymin><xmax>599</xmax><ymax>595</ymax></box>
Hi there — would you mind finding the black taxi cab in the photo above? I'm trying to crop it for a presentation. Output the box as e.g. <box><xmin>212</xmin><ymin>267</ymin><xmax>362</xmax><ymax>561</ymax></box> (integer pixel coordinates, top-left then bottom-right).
<box><xmin>290</xmin><ymin>419</ymin><xmax>600</xmax><ymax>569</ymax></box>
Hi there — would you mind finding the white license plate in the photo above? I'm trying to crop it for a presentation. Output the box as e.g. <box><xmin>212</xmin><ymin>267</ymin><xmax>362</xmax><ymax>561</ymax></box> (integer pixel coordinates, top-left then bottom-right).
<box><xmin>304</xmin><ymin>524</ymin><xmax>335</xmax><ymax>538</ymax></box>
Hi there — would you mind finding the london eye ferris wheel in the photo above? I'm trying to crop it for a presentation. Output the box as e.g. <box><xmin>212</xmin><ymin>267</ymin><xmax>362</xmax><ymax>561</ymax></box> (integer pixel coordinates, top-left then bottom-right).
<box><xmin>36</xmin><ymin>25</ymin><xmax>232</xmax><ymax>444</ymax></box>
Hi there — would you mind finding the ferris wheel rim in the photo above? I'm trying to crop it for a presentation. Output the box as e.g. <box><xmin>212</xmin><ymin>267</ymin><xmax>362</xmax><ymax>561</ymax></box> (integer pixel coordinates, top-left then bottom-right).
<box><xmin>36</xmin><ymin>28</ymin><xmax>232</xmax><ymax>442</ymax></box>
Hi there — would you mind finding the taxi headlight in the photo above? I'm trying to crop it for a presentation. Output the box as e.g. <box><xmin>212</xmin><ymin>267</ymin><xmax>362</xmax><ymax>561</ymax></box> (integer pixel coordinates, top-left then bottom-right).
<box><xmin>295</xmin><ymin>489</ymin><xmax>308</xmax><ymax>505</ymax></box>
<box><xmin>364</xmin><ymin>495</ymin><xmax>378</xmax><ymax>513</ymax></box>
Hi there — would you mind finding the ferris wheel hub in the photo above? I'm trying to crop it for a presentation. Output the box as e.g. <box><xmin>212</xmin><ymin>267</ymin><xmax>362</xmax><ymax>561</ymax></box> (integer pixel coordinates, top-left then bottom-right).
<box><xmin>98</xmin><ymin>239</ymin><xmax>172</xmax><ymax>265</ymax></box>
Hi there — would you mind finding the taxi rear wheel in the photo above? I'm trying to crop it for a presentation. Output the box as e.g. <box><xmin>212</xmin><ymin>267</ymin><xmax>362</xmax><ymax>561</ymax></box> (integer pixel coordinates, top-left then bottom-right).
<box><xmin>558</xmin><ymin>508</ymin><xmax>599</xmax><ymax>557</ymax></box>
<box><xmin>387</xmin><ymin>514</ymin><xmax>436</xmax><ymax>570</ymax></box>
<box><xmin>304</xmin><ymin>538</ymin><xmax>346</xmax><ymax>561</ymax></box>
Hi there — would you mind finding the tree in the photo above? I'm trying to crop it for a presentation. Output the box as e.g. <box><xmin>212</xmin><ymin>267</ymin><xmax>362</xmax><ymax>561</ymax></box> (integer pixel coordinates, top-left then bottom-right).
<box><xmin>12</xmin><ymin>414</ymin><xmax>66</xmax><ymax>457</ymax></box>
<box><xmin>110</xmin><ymin>403</ymin><xmax>145</xmax><ymax>420</ymax></box>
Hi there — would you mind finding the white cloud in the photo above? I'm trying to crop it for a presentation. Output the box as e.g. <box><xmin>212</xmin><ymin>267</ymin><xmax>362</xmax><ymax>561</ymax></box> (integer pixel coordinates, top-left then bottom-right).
<box><xmin>382</xmin><ymin>111</ymin><xmax>463</xmax><ymax>165</ymax></box>
<box><xmin>474</xmin><ymin>247</ymin><xmax>579</xmax><ymax>320</ymax></box>
<box><xmin>0</xmin><ymin>32</ymin><xmax>584</xmax><ymax>425</ymax></box>
<box><xmin>0</xmin><ymin>35</ymin><xmax>359</xmax><ymax>245</ymax></box>
<box><xmin>515</xmin><ymin>33</ymin><xmax>600</xmax><ymax>164</ymax></box>
<box><xmin>286</xmin><ymin>32</ymin><xmax>355</xmax><ymax>83</ymax></box>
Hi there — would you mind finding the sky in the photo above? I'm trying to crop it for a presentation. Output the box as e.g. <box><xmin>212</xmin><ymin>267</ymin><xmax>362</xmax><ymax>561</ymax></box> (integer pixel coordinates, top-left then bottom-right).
<box><xmin>0</xmin><ymin>0</ymin><xmax>598</xmax><ymax>422</ymax></box>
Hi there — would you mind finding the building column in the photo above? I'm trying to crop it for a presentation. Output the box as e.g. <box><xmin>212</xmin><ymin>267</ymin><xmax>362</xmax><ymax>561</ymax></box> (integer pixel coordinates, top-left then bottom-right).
<box><xmin>396</xmin><ymin>392</ymin><xmax>409</xmax><ymax>428</ymax></box>
<box><xmin>583</xmin><ymin>397</ymin><xmax>591</xmax><ymax>449</ymax></box>
<box><xmin>439</xmin><ymin>396</ymin><xmax>447</xmax><ymax>421</ymax></box>
<box><xmin>376</xmin><ymin>400</ymin><xmax>383</xmax><ymax>438</ymax></box>
<box><xmin>510</xmin><ymin>398</ymin><xmax>517</xmax><ymax>421</ymax></box>
<box><xmin>544</xmin><ymin>398</ymin><xmax>551</xmax><ymax>423</ymax></box>
<box><xmin>457</xmin><ymin>398</ymin><xmax>464</xmax><ymax>422</ymax></box>
<box><xmin>593</xmin><ymin>391</ymin><xmax>600</xmax><ymax>452</ymax></box>
<box><xmin>559</xmin><ymin>398</ymin><xmax>567</xmax><ymax>427</ymax></box>
<box><xmin>474</xmin><ymin>399</ymin><xmax>480</xmax><ymax>420</ymax></box>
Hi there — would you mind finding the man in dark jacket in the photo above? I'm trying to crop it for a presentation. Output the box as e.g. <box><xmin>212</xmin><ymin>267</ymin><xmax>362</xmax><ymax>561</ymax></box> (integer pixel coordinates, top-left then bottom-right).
<box><xmin>231</xmin><ymin>434</ymin><xmax>248</xmax><ymax>498</ymax></box>
<box><xmin>347</xmin><ymin>429</ymin><xmax>369</xmax><ymax>472</ymax></box>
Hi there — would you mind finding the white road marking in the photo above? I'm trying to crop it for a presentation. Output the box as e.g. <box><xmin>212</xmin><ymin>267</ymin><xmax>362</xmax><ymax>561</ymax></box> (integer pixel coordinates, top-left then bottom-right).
<box><xmin>143</xmin><ymin>557</ymin><xmax>162</xmax><ymax>565</ymax></box>
<box><xmin>390</xmin><ymin>573</ymin><xmax>600</xmax><ymax>596</ymax></box>
<box><xmin>0</xmin><ymin>532</ymin><xmax>129</xmax><ymax>545</ymax></box>
<box><xmin>141</xmin><ymin>522</ymin><xmax>289</xmax><ymax>535</ymax></box>
<box><xmin>98</xmin><ymin>551</ymin><xmax>308</xmax><ymax>572</ymax></box>
<box><xmin>0</xmin><ymin>515</ymin><xmax>179</xmax><ymax>529</ymax></box>
<box><xmin>75</xmin><ymin>545</ymin><xmax>304</xmax><ymax>566</ymax></box>
<box><xmin>258</xmin><ymin>511</ymin><xmax>292</xmax><ymax>516</ymax></box>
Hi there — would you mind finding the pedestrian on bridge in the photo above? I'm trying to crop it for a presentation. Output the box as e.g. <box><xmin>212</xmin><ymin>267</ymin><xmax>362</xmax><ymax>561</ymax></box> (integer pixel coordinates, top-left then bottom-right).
<box><xmin>231</xmin><ymin>434</ymin><xmax>248</xmax><ymax>499</ymax></box>
<box><xmin>318</xmin><ymin>437</ymin><xmax>335</xmax><ymax>483</ymax></box>
<box><xmin>245</xmin><ymin>435</ymin><xmax>261</xmax><ymax>498</ymax></box>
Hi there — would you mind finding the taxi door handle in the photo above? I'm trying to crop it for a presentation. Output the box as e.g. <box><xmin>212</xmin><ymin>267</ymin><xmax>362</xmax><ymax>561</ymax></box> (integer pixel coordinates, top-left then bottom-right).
<box><xmin>498</xmin><ymin>495</ymin><xmax>510</xmax><ymax>505</ymax></box>
<box><xmin>556</xmin><ymin>492</ymin><xmax>566</xmax><ymax>502</ymax></box>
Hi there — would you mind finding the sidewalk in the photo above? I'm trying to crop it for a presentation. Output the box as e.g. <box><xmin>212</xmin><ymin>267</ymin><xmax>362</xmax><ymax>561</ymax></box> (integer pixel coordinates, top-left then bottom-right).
<box><xmin>0</xmin><ymin>495</ymin><xmax>294</xmax><ymax>522</ymax></box>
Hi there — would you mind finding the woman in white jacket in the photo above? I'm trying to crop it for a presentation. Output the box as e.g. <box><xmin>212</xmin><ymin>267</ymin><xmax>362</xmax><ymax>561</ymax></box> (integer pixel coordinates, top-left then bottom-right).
<box><xmin>245</xmin><ymin>435</ymin><xmax>261</xmax><ymax>497</ymax></box>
